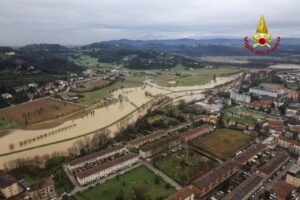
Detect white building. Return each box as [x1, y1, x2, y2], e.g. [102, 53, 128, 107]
[249, 88, 278, 98]
[68, 145, 126, 171]
[1, 93, 12, 99]
[230, 91, 251, 104]
[76, 154, 139, 185]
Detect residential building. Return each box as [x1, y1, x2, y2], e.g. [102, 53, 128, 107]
[222, 174, 264, 200]
[76, 153, 139, 185]
[28, 177, 56, 200]
[68, 145, 126, 171]
[249, 88, 278, 99]
[272, 180, 294, 200]
[194, 102, 223, 114]
[0, 173, 23, 199]
[230, 91, 251, 104]
[127, 131, 168, 148]
[192, 143, 266, 197]
[139, 134, 181, 158]
[166, 186, 200, 200]
[288, 90, 300, 101]
[286, 164, 300, 187]
[268, 119, 285, 134]
[181, 124, 213, 142]
[259, 152, 289, 178]
[277, 136, 300, 155]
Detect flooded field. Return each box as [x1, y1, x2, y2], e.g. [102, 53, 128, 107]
[0, 73, 241, 169]
[269, 64, 300, 69]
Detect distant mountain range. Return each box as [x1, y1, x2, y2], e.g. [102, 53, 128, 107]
[100, 38, 300, 47]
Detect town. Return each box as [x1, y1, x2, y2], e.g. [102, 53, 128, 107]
[1, 65, 300, 200]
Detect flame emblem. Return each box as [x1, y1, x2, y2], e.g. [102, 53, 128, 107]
[252, 15, 272, 48]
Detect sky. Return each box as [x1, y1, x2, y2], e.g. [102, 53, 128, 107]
[0, 0, 299, 46]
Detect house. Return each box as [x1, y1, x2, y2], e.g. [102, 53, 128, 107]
[286, 164, 300, 187]
[230, 91, 251, 104]
[0, 173, 23, 199]
[127, 131, 168, 148]
[181, 124, 213, 142]
[222, 174, 264, 200]
[1, 93, 12, 99]
[259, 152, 289, 178]
[272, 180, 294, 200]
[68, 145, 126, 171]
[277, 136, 300, 155]
[288, 90, 300, 101]
[27, 177, 56, 200]
[76, 153, 139, 185]
[139, 134, 181, 158]
[166, 186, 200, 200]
[268, 119, 285, 134]
[249, 88, 278, 99]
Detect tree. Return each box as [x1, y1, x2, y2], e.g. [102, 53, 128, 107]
[115, 189, 124, 200]
[133, 185, 148, 200]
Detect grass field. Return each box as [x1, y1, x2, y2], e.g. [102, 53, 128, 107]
[65, 79, 142, 106]
[222, 107, 267, 125]
[75, 166, 175, 200]
[0, 116, 18, 130]
[0, 97, 82, 126]
[190, 128, 252, 160]
[150, 66, 242, 87]
[73, 55, 114, 68]
[154, 150, 218, 184]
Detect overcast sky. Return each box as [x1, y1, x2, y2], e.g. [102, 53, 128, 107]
[0, 0, 299, 46]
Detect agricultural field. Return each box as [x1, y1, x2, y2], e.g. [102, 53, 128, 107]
[190, 128, 252, 160]
[150, 65, 243, 87]
[75, 166, 175, 200]
[70, 78, 111, 93]
[0, 97, 83, 127]
[154, 149, 218, 184]
[222, 107, 268, 125]
[65, 80, 141, 106]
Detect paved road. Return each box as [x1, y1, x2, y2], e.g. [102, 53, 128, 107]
[140, 159, 182, 190]
[65, 163, 141, 196]
[250, 158, 295, 200]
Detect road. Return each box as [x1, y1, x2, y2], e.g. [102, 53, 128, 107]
[250, 158, 295, 200]
[140, 159, 182, 190]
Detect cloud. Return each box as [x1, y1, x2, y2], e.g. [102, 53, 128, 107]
[0, 0, 299, 45]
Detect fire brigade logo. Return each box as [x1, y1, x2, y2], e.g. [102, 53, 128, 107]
[244, 15, 280, 55]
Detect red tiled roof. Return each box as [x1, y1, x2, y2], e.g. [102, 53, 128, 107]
[30, 177, 54, 191]
[272, 180, 294, 199]
[166, 186, 200, 200]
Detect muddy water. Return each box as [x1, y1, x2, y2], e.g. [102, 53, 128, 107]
[0, 74, 240, 169]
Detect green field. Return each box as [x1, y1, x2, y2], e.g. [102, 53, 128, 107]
[154, 150, 218, 184]
[222, 107, 267, 125]
[64, 79, 142, 106]
[74, 166, 175, 200]
[0, 116, 18, 130]
[73, 55, 114, 69]
[150, 66, 242, 87]
[190, 128, 252, 160]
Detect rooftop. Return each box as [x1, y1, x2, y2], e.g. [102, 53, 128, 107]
[272, 180, 294, 199]
[69, 145, 125, 167]
[139, 134, 180, 152]
[0, 173, 17, 188]
[223, 174, 264, 200]
[166, 186, 200, 200]
[259, 152, 288, 176]
[77, 153, 138, 179]
[30, 177, 54, 191]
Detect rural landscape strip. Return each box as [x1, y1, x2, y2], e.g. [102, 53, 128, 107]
[0, 77, 238, 157]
